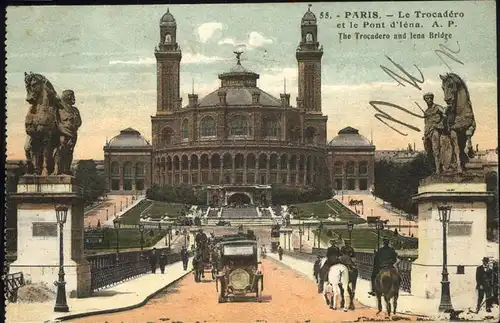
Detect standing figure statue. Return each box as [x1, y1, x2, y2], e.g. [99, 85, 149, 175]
[24, 72, 61, 175]
[57, 90, 82, 175]
[439, 73, 477, 173]
[422, 92, 448, 174]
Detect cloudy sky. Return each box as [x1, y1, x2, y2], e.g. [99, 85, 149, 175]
[5, 1, 497, 160]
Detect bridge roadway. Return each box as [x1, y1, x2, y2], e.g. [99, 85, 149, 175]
[69, 257, 420, 323]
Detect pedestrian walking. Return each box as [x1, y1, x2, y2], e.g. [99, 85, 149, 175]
[476, 257, 494, 313]
[278, 246, 283, 261]
[149, 248, 158, 274]
[159, 251, 167, 274]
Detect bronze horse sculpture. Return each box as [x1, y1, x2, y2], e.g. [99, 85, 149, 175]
[374, 266, 401, 317]
[24, 72, 61, 175]
[24, 72, 80, 176]
[439, 73, 476, 174]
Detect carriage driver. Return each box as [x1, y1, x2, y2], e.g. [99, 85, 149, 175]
[318, 240, 341, 293]
[368, 238, 398, 296]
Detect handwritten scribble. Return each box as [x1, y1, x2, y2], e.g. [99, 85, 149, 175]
[435, 41, 463, 72]
[380, 56, 425, 90]
[369, 100, 424, 136]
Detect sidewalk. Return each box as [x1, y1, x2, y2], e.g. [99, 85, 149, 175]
[6, 258, 193, 323]
[267, 252, 499, 319]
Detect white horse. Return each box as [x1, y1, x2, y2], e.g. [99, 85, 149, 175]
[319, 258, 350, 311]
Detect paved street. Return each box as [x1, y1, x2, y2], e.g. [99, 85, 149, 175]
[69, 258, 420, 323]
[84, 194, 136, 227]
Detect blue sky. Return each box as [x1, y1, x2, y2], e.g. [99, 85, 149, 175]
[5, 1, 497, 159]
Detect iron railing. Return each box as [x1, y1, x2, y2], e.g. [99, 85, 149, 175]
[5, 272, 25, 303]
[87, 248, 190, 293]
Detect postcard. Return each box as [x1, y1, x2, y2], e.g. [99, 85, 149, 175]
[4, 1, 498, 322]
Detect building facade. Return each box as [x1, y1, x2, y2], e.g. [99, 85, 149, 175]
[150, 7, 329, 205]
[327, 127, 376, 192]
[103, 128, 153, 193]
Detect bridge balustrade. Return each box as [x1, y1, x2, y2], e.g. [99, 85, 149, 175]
[87, 248, 188, 293]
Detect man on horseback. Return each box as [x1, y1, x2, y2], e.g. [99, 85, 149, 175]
[369, 238, 398, 296]
[318, 240, 341, 293]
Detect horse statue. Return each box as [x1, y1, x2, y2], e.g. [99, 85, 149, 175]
[374, 266, 401, 317]
[318, 256, 357, 311]
[439, 73, 476, 174]
[24, 72, 61, 175]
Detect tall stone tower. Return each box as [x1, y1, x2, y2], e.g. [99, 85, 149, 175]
[155, 9, 182, 114]
[296, 4, 323, 114]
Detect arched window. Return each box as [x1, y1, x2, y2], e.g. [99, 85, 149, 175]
[182, 119, 189, 139]
[165, 33, 172, 44]
[359, 162, 368, 175]
[135, 162, 145, 177]
[200, 117, 216, 137]
[162, 128, 174, 145]
[264, 119, 281, 137]
[229, 115, 249, 136]
[346, 161, 355, 175]
[111, 161, 120, 176]
[334, 161, 343, 175]
[306, 32, 313, 42]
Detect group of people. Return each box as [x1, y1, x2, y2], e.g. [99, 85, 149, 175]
[146, 248, 168, 274]
[316, 239, 359, 292]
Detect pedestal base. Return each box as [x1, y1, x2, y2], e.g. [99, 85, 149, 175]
[9, 175, 90, 298]
[9, 260, 91, 298]
[411, 262, 476, 300]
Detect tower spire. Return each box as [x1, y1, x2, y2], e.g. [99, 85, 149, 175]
[370, 128, 373, 144]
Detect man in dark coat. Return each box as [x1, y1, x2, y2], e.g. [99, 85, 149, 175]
[149, 248, 158, 274]
[181, 246, 189, 270]
[313, 255, 322, 283]
[318, 240, 341, 293]
[340, 239, 356, 258]
[369, 238, 398, 296]
[278, 246, 284, 260]
[476, 257, 494, 313]
[159, 251, 167, 274]
[491, 260, 499, 306]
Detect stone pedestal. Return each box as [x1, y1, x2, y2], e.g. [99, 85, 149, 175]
[9, 175, 91, 298]
[411, 174, 492, 300]
[279, 228, 293, 251]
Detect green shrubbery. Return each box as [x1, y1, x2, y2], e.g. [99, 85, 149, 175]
[146, 184, 207, 205]
[271, 184, 332, 205]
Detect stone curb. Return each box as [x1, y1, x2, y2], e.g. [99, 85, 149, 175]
[268, 255, 430, 318]
[52, 266, 194, 322]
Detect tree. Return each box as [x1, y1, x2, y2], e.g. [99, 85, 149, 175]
[75, 160, 106, 205]
[374, 153, 432, 215]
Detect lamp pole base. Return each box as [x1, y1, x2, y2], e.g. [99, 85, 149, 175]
[438, 279, 454, 312]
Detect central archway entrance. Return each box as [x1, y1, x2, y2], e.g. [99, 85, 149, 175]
[227, 192, 251, 205]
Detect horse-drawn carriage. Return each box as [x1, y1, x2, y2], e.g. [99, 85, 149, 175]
[216, 239, 264, 303]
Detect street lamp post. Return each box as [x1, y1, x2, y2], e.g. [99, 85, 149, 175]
[139, 223, 145, 251]
[113, 218, 121, 262]
[183, 229, 188, 248]
[347, 221, 354, 242]
[438, 205, 454, 312]
[318, 220, 323, 249]
[167, 226, 172, 249]
[54, 205, 69, 312]
[120, 201, 123, 212]
[375, 219, 384, 251]
[307, 223, 310, 241]
[106, 209, 109, 221]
